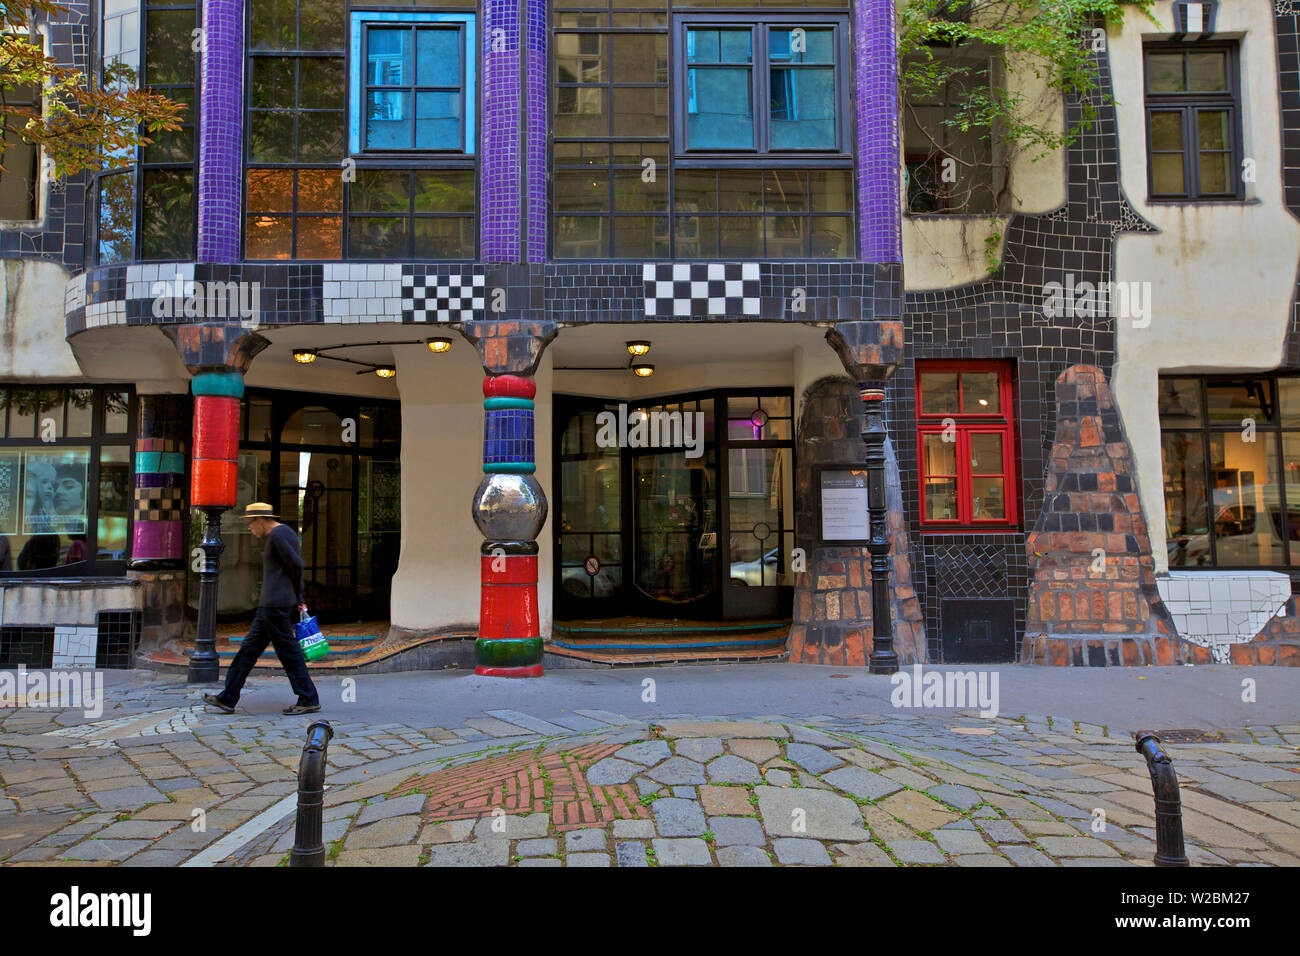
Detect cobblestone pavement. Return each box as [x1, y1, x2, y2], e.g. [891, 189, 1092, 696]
[1, 672, 1297, 867]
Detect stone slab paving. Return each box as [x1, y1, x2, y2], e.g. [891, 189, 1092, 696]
[0, 672, 1297, 867]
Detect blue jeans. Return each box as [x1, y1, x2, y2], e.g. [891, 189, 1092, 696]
[216, 606, 319, 707]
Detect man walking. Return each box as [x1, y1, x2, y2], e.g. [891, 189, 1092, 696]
[204, 502, 321, 715]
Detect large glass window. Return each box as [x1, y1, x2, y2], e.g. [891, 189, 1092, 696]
[1143, 43, 1241, 201]
[96, 0, 197, 262]
[551, 0, 852, 259]
[0, 387, 133, 576]
[0, 32, 42, 222]
[903, 46, 1000, 214]
[916, 361, 1017, 529]
[244, 1, 475, 259]
[349, 12, 475, 155]
[1160, 375, 1300, 568]
[679, 22, 842, 153]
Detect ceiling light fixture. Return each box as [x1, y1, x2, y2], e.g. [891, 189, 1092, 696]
[626, 340, 651, 357]
[292, 349, 318, 364]
[374, 365, 397, 379]
[427, 337, 453, 353]
[632, 363, 655, 378]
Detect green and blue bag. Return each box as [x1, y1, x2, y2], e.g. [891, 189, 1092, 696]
[294, 609, 331, 663]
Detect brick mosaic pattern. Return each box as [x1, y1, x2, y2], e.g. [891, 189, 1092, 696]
[406, 740, 650, 830]
[1238, 595, 1300, 666]
[788, 377, 925, 665]
[3, 679, 1299, 868]
[895, 28, 1157, 662]
[1021, 366, 1202, 667]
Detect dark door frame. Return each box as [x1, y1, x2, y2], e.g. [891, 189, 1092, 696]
[240, 388, 401, 623]
[553, 387, 794, 622]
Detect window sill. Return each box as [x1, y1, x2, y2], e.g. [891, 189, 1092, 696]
[1144, 197, 1258, 207]
[919, 526, 1021, 535]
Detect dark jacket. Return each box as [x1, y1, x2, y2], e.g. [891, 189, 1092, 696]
[260, 523, 304, 608]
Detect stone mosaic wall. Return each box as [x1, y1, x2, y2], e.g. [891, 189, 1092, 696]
[1020, 365, 1203, 667]
[788, 377, 925, 665]
[1238, 594, 1300, 665]
[896, 29, 1156, 663]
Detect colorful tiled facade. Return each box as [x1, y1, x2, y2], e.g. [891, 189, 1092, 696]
[1, 0, 1297, 671]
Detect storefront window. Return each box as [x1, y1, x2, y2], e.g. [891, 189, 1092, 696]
[0, 387, 134, 575]
[915, 361, 1017, 529]
[1160, 374, 1300, 568]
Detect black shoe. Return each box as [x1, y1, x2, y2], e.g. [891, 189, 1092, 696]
[203, 693, 236, 713]
[282, 703, 321, 715]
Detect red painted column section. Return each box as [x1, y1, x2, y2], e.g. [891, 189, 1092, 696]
[190, 394, 240, 507]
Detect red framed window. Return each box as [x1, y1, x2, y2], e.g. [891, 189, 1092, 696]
[916, 361, 1018, 530]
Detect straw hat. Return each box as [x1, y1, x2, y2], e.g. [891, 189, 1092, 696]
[241, 502, 279, 520]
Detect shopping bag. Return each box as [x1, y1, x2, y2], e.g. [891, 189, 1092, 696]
[294, 609, 331, 662]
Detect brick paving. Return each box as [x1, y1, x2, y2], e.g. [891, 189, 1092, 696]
[0, 671, 1297, 867]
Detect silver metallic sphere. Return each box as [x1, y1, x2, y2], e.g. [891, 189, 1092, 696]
[472, 473, 548, 541]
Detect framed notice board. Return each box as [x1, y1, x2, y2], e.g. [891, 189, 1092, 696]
[816, 466, 872, 546]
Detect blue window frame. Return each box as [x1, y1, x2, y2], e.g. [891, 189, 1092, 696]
[348, 12, 476, 155]
[675, 17, 848, 157]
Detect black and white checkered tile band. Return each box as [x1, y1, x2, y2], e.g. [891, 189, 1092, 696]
[643, 263, 761, 317]
[402, 272, 486, 323]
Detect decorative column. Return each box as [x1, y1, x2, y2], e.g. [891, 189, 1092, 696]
[128, 394, 189, 568]
[481, 0, 522, 262]
[164, 325, 268, 683]
[855, 0, 900, 263]
[127, 393, 191, 650]
[197, 0, 244, 262]
[827, 321, 904, 674]
[461, 319, 557, 677]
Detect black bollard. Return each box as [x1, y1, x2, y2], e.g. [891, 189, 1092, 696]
[1134, 732, 1189, 867]
[290, 720, 334, 867]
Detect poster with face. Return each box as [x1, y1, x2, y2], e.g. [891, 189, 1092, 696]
[23, 450, 89, 534]
[0, 449, 19, 535]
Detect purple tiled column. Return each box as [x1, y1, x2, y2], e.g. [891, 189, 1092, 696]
[197, 0, 243, 263]
[856, 0, 901, 263]
[482, 0, 522, 262]
[525, 0, 547, 263]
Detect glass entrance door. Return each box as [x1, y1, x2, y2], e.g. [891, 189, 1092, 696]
[631, 449, 718, 611]
[554, 390, 793, 622]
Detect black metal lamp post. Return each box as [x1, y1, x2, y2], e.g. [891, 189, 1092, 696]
[189, 507, 226, 683]
[860, 382, 897, 674]
[827, 321, 904, 675]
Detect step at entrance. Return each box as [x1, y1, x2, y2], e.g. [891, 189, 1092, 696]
[549, 617, 791, 664]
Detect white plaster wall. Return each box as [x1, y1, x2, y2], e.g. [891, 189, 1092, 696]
[387, 343, 554, 638]
[901, 19, 1067, 290]
[1108, 0, 1300, 572]
[0, 260, 83, 379]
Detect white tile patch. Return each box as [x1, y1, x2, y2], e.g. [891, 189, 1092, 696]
[1157, 571, 1291, 663]
[64, 273, 86, 313]
[52, 626, 99, 669]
